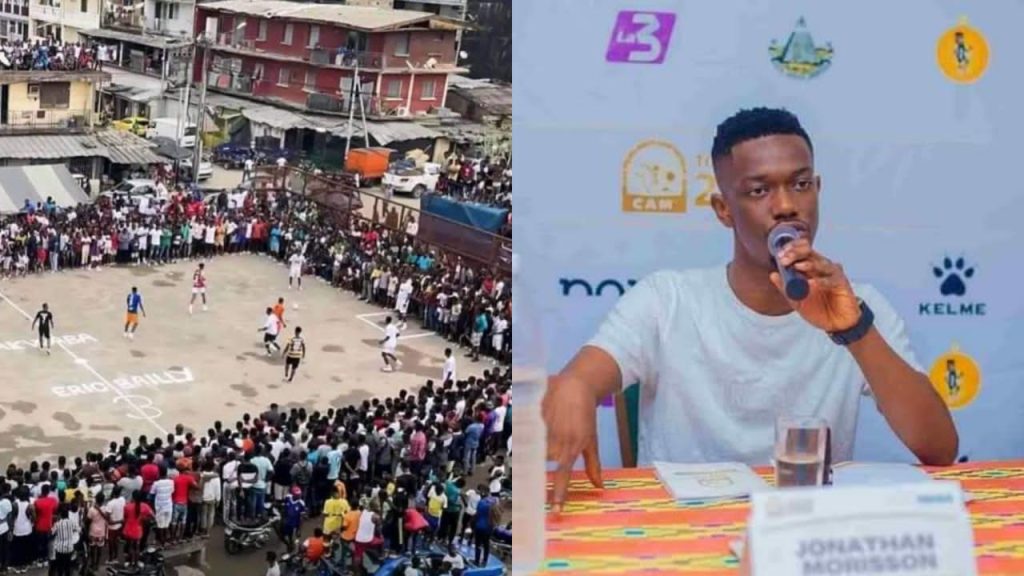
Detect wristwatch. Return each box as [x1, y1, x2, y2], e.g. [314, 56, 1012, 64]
[829, 300, 874, 346]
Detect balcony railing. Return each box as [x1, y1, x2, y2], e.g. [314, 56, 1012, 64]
[206, 68, 384, 116]
[208, 37, 454, 71]
[0, 108, 93, 132]
[103, 9, 144, 31]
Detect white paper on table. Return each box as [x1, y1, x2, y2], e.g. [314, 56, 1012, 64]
[831, 461, 934, 487]
[653, 461, 769, 501]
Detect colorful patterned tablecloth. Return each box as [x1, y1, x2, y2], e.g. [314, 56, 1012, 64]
[540, 461, 1024, 575]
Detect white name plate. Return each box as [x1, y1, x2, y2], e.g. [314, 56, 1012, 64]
[748, 481, 976, 576]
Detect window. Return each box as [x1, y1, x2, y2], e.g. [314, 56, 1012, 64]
[155, 2, 178, 21]
[304, 70, 316, 90]
[385, 78, 401, 99]
[253, 62, 264, 81]
[307, 24, 319, 48]
[346, 30, 367, 52]
[282, 22, 293, 45]
[393, 32, 409, 56]
[278, 67, 290, 86]
[39, 82, 70, 110]
[420, 78, 436, 100]
[79, 0, 86, 13]
[257, 20, 266, 41]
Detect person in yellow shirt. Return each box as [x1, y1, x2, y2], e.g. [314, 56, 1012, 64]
[426, 482, 446, 538]
[322, 489, 350, 536]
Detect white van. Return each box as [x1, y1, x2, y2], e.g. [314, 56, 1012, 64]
[147, 117, 197, 148]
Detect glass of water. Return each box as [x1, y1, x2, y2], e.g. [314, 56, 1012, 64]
[774, 416, 829, 488]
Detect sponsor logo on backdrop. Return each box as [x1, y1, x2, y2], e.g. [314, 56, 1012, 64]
[559, 278, 637, 298]
[621, 141, 717, 213]
[919, 255, 986, 316]
[937, 17, 989, 84]
[606, 11, 676, 64]
[769, 17, 833, 79]
[927, 345, 980, 409]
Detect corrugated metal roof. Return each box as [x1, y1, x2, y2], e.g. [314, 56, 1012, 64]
[365, 121, 439, 146]
[0, 165, 88, 213]
[81, 28, 192, 49]
[203, 0, 437, 31]
[0, 129, 161, 164]
[103, 68, 166, 103]
[210, 92, 439, 144]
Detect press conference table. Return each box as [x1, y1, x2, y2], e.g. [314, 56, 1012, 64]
[540, 461, 1024, 575]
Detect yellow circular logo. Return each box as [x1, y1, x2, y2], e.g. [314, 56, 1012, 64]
[928, 345, 981, 409]
[621, 140, 687, 213]
[936, 17, 989, 84]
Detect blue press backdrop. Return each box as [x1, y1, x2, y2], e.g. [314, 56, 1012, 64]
[514, 0, 1024, 466]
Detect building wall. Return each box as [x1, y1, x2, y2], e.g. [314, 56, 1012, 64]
[28, 0, 98, 39]
[146, 0, 193, 36]
[0, 0, 28, 41]
[5, 80, 95, 126]
[198, 8, 458, 69]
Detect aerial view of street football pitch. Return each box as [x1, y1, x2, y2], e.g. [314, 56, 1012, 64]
[0, 252, 484, 466]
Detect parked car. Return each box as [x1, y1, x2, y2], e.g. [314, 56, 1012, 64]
[212, 143, 252, 168]
[112, 116, 151, 137]
[383, 162, 441, 198]
[99, 178, 159, 205]
[179, 158, 214, 181]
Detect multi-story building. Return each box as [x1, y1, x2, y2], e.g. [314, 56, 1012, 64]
[79, 0, 194, 121]
[29, 0, 100, 42]
[0, 70, 104, 132]
[0, 0, 28, 41]
[195, 0, 466, 118]
[0, 68, 161, 178]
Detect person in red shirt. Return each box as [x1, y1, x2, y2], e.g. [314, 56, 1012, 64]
[33, 484, 58, 563]
[171, 470, 197, 543]
[303, 528, 327, 563]
[123, 492, 154, 566]
[140, 457, 159, 495]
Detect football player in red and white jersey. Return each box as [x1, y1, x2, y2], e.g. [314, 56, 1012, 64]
[189, 262, 208, 315]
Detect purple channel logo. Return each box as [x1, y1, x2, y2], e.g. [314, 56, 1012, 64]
[606, 11, 676, 64]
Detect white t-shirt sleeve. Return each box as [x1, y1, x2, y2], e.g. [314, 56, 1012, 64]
[586, 271, 669, 392]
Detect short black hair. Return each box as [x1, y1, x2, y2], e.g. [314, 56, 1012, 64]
[711, 107, 813, 162]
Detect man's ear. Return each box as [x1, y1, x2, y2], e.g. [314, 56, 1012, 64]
[710, 193, 734, 229]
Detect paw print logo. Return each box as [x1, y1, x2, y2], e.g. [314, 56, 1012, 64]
[933, 256, 975, 297]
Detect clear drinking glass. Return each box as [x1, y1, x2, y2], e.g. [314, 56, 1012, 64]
[774, 416, 828, 488]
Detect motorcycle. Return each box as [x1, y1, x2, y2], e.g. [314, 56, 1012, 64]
[106, 547, 166, 575]
[223, 503, 283, 555]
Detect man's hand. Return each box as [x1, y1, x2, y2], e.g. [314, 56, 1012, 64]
[543, 373, 604, 512]
[770, 238, 861, 332]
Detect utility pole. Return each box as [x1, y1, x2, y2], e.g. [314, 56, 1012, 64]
[343, 65, 359, 162]
[192, 35, 210, 185]
[344, 67, 370, 162]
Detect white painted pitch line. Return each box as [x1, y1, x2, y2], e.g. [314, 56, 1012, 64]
[354, 313, 438, 341]
[0, 289, 168, 435]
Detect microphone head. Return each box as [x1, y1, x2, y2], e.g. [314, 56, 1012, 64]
[767, 224, 803, 256]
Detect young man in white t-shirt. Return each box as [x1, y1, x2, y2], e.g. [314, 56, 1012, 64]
[544, 107, 959, 510]
[442, 348, 457, 384]
[378, 316, 402, 372]
[288, 251, 306, 290]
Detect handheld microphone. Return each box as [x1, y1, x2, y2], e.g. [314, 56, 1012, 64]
[767, 224, 810, 301]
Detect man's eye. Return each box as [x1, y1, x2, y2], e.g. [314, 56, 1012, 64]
[793, 179, 813, 191]
[749, 187, 768, 197]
